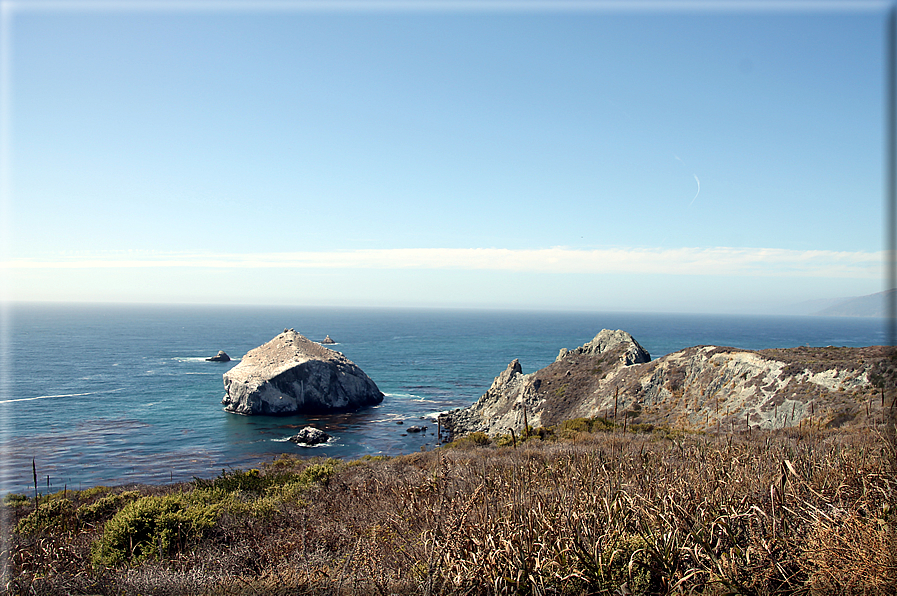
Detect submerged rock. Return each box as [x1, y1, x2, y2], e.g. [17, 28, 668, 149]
[221, 329, 384, 415]
[207, 351, 231, 362]
[288, 426, 331, 446]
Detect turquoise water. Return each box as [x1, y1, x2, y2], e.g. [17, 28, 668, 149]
[0, 303, 887, 495]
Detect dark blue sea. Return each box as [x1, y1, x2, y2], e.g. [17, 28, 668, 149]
[0, 303, 887, 496]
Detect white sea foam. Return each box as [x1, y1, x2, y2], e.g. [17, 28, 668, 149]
[384, 392, 422, 399]
[272, 436, 337, 447]
[0, 388, 125, 404]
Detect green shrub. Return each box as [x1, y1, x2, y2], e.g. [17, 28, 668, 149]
[445, 431, 492, 449]
[77, 490, 142, 523]
[194, 462, 335, 496]
[494, 433, 516, 447]
[90, 493, 222, 567]
[297, 462, 335, 486]
[560, 418, 591, 433]
[261, 482, 307, 509]
[346, 454, 391, 466]
[78, 486, 111, 500]
[15, 498, 76, 534]
[527, 426, 554, 441]
[559, 417, 616, 435]
[195, 468, 269, 493]
[629, 423, 656, 433]
[598, 533, 658, 595]
[2, 493, 30, 508]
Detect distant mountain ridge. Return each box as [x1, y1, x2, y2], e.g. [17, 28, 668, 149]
[811, 289, 893, 318]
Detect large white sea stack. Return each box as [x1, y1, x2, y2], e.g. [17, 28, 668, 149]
[222, 329, 383, 415]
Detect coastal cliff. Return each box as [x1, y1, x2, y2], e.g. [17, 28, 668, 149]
[440, 329, 895, 437]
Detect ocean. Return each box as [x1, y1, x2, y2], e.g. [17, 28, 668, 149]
[0, 303, 887, 496]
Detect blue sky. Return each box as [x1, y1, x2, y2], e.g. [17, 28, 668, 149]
[0, 1, 890, 313]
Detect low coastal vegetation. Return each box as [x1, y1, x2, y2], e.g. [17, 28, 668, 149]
[2, 420, 895, 595]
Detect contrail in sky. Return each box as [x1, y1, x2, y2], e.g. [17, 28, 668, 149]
[689, 174, 701, 205]
[675, 155, 700, 206]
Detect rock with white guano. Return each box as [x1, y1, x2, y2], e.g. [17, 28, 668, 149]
[221, 330, 383, 415]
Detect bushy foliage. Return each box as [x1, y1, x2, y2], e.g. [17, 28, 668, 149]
[76, 485, 111, 500]
[193, 468, 272, 494]
[445, 431, 492, 449]
[77, 490, 141, 523]
[2, 493, 30, 508]
[559, 416, 615, 434]
[15, 498, 76, 535]
[597, 533, 657, 594]
[87, 462, 338, 568]
[297, 462, 334, 486]
[194, 461, 335, 496]
[90, 492, 222, 567]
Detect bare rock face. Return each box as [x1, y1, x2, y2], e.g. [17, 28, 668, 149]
[441, 330, 649, 437]
[288, 426, 331, 446]
[441, 329, 896, 439]
[222, 330, 383, 415]
[555, 329, 650, 365]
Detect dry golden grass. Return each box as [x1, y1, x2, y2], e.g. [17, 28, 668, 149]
[2, 422, 895, 595]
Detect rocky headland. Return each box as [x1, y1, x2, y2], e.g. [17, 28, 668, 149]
[221, 329, 383, 415]
[441, 329, 895, 437]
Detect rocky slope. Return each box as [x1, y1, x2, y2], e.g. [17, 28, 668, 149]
[222, 329, 383, 415]
[440, 329, 895, 437]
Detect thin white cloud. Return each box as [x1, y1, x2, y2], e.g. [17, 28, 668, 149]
[1, 246, 882, 278]
[689, 174, 700, 205]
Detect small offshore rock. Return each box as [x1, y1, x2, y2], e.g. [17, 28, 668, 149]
[207, 351, 231, 362]
[322, 335, 336, 344]
[288, 426, 331, 446]
[407, 425, 427, 433]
